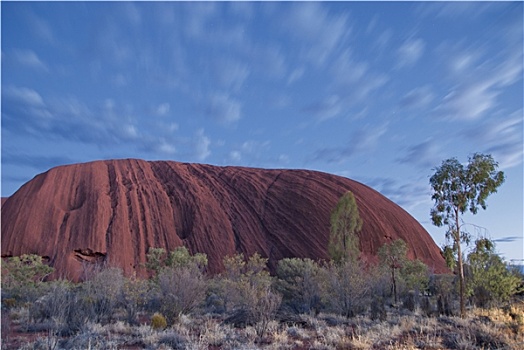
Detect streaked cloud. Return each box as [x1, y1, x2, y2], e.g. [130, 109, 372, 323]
[3, 86, 45, 106]
[1, 152, 74, 170]
[312, 124, 388, 163]
[302, 95, 342, 121]
[365, 176, 430, 211]
[396, 38, 425, 68]
[439, 81, 498, 120]
[192, 129, 211, 161]
[10, 49, 48, 71]
[397, 139, 443, 169]
[417, 2, 499, 20]
[494, 236, 523, 243]
[284, 2, 349, 66]
[212, 58, 250, 91]
[400, 86, 435, 110]
[205, 92, 242, 124]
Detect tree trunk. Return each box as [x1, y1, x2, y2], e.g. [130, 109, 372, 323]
[456, 209, 465, 318]
[392, 267, 397, 304]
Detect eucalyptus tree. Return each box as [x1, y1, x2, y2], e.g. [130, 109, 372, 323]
[429, 153, 504, 317]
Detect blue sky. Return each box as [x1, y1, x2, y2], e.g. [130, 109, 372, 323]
[2, 1, 522, 262]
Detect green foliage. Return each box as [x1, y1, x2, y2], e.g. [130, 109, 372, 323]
[1, 254, 54, 302]
[466, 238, 522, 307]
[378, 239, 407, 303]
[329, 191, 362, 264]
[430, 153, 505, 230]
[275, 257, 323, 314]
[119, 275, 149, 324]
[430, 153, 504, 317]
[145, 246, 208, 277]
[151, 312, 167, 330]
[145, 248, 166, 276]
[166, 246, 208, 270]
[401, 259, 430, 293]
[442, 245, 457, 271]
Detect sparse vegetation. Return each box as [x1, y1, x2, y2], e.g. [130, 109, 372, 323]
[2, 248, 523, 349]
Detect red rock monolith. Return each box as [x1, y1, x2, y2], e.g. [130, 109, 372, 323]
[1, 159, 448, 280]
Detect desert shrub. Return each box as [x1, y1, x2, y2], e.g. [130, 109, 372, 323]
[157, 263, 207, 324]
[429, 274, 457, 316]
[370, 296, 387, 321]
[118, 275, 149, 324]
[466, 238, 522, 308]
[146, 246, 208, 277]
[401, 259, 430, 294]
[151, 312, 167, 330]
[322, 260, 370, 318]
[252, 289, 282, 338]
[27, 280, 93, 336]
[217, 253, 282, 337]
[80, 267, 125, 323]
[420, 296, 434, 317]
[402, 290, 417, 312]
[1, 254, 54, 303]
[275, 257, 324, 315]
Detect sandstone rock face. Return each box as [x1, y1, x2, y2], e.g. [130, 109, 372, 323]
[1, 159, 448, 280]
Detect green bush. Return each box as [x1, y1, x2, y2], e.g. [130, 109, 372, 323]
[1, 254, 54, 302]
[275, 257, 323, 315]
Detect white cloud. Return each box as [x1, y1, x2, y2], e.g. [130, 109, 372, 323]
[400, 86, 435, 110]
[466, 111, 523, 169]
[157, 140, 177, 155]
[285, 2, 349, 66]
[229, 150, 242, 162]
[312, 124, 388, 163]
[329, 50, 388, 103]
[12, 49, 48, 71]
[365, 176, 431, 211]
[440, 81, 498, 120]
[331, 50, 368, 86]
[121, 124, 139, 140]
[397, 38, 425, 68]
[418, 2, 497, 20]
[229, 1, 254, 19]
[250, 45, 287, 79]
[206, 93, 241, 123]
[29, 13, 54, 43]
[185, 2, 218, 38]
[111, 74, 128, 87]
[437, 31, 522, 121]
[302, 95, 342, 121]
[123, 2, 141, 26]
[213, 59, 250, 91]
[4, 86, 45, 106]
[287, 67, 305, 85]
[193, 129, 211, 161]
[156, 103, 170, 116]
[397, 139, 442, 169]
